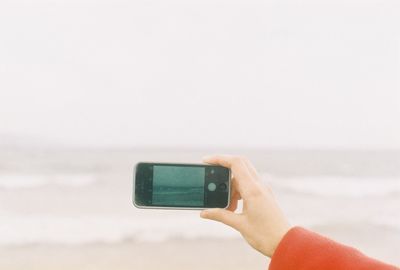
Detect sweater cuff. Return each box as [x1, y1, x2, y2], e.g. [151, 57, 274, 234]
[268, 226, 306, 270]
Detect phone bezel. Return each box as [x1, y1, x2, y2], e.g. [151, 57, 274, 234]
[132, 162, 231, 210]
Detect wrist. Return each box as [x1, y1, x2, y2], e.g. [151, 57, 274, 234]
[269, 225, 292, 257]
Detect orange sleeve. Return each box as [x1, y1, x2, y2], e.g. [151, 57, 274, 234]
[269, 227, 399, 270]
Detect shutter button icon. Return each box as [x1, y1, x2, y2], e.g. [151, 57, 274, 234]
[207, 182, 217, 191]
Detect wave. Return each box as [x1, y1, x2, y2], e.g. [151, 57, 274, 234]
[268, 176, 400, 197]
[0, 215, 239, 246]
[0, 173, 97, 189]
[1, 214, 399, 246]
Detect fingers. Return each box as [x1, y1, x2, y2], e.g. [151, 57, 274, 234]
[203, 155, 260, 198]
[230, 176, 242, 200]
[227, 189, 241, 212]
[227, 199, 238, 212]
[242, 158, 260, 180]
[200, 208, 241, 231]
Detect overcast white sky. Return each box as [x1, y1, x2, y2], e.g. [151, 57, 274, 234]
[0, 0, 399, 149]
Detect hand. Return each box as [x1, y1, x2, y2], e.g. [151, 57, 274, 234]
[200, 155, 291, 258]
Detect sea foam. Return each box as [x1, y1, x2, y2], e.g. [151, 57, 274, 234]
[0, 173, 97, 189]
[269, 176, 400, 197]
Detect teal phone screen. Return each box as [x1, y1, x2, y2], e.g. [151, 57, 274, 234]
[152, 165, 205, 207]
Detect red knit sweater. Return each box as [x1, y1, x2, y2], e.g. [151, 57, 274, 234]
[269, 227, 399, 270]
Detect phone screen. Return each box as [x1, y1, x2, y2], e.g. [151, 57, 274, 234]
[153, 166, 205, 207]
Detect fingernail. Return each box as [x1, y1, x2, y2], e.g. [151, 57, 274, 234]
[200, 210, 208, 218]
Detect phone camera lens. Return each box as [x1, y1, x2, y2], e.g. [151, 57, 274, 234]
[218, 183, 227, 191]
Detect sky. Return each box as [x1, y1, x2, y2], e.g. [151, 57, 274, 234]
[0, 0, 399, 149]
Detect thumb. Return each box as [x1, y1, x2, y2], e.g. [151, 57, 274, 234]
[200, 208, 241, 230]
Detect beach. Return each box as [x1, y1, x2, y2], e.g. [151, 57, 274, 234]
[0, 238, 268, 270]
[0, 148, 399, 268]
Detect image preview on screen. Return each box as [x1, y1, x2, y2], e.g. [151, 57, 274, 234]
[152, 166, 205, 207]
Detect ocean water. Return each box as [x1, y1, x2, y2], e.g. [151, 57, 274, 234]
[0, 148, 399, 247]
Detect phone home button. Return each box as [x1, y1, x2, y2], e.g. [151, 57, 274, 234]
[207, 182, 217, 191]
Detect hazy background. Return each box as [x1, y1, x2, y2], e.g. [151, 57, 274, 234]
[0, 0, 399, 269]
[1, 0, 399, 149]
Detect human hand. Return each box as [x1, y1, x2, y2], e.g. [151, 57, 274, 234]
[200, 155, 291, 258]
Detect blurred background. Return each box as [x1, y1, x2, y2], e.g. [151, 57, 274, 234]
[0, 0, 399, 269]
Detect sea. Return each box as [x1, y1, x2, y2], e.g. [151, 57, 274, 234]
[0, 147, 399, 252]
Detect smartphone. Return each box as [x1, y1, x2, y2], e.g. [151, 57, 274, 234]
[133, 162, 231, 209]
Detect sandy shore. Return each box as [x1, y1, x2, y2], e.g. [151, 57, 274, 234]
[0, 238, 268, 270]
[1, 226, 399, 270]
